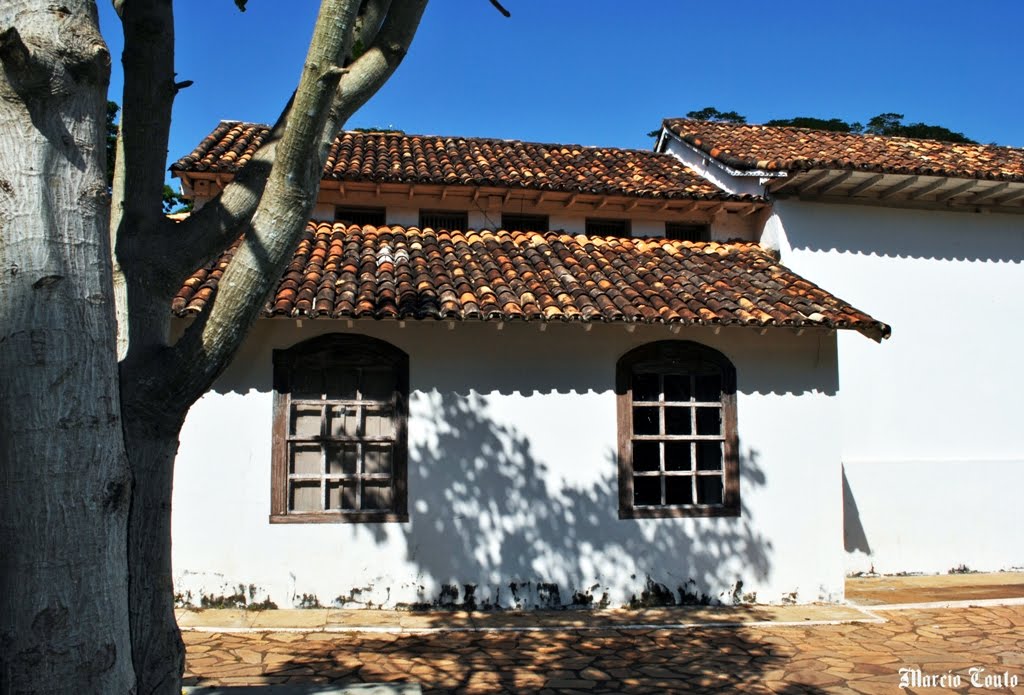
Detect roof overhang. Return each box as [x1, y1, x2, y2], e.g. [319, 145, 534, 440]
[766, 169, 1024, 214]
[657, 126, 787, 179]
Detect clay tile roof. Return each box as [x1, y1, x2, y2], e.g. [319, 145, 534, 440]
[663, 118, 1024, 182]
[171, 121, 755, 201]
[172, 223, 890, 341]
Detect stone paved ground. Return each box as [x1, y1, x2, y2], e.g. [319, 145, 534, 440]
[184, 604, 1024, 694]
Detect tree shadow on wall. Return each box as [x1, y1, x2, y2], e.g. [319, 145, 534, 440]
[368, 390, 773, 611]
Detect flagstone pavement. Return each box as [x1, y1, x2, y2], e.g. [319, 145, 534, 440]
[183, 603, 1024, 694]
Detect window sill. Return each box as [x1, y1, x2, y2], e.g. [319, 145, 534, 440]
[269, 512, 409, 524]
[619, 505, 740, 519]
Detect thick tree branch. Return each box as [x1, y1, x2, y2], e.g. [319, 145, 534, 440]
[127, 0, 427, 414]
[162, 0, 424, 293]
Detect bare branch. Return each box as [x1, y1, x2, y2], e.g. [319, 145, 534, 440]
[165, 0, 425, 291]
[350, 0, 392, 62]
[127, 0, 365, 407]
[489, 0, 511, 17]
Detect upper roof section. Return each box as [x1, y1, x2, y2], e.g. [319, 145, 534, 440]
[173, 223, 889, 341]
[663, 118, 1024, 182]
[660, 119, 1024, 211]
[172, 121, 756, 201]
[663, 120, 1024, 183]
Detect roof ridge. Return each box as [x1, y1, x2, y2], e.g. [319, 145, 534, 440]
[665, 117, 1019, 151]
[209, 120, 673, 157]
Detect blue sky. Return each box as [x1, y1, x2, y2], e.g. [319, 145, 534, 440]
[98, 0, 1024, 175]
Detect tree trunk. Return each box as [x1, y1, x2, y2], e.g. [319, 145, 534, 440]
[0, 2, 135, 693]
[122, 414, 185, 695]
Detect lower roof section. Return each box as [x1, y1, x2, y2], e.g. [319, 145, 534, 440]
[173, 224, 891, 341]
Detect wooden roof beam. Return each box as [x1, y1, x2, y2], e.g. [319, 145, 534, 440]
[935, 180, 979, 202]
[791, 170, 832, 195]
[847, 174, 885, 197]
[565, 193, 578, 208]
[768, 173, 801, 193]
[967, 182, 1010, 203]
[994, 187, 1024, 206]
[816, 170, 854, 195]
[878, 175, 919, 199]
[907, 179, 948, 200]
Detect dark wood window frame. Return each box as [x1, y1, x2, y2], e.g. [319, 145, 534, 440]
[585, 217, 631, 236]
[665, 222, 711, 242]
[335, 206, 387, 227]
[501, 213, 550, 232]
[616, 341, 739, 519]
[271, 333, 409, 524]
[419, 209, 468, 232]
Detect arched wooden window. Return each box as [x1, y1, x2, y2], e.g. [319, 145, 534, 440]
[271, 334, 408, 523]
[616, 341, 739, 518]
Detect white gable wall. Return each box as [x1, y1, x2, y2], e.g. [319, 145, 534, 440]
[763, 200, 1024, 575]
[172, 320, 843, 609]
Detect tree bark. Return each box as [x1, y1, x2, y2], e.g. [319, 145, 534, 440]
[122, 414, 185, 695]
[0, 2, 135, 694]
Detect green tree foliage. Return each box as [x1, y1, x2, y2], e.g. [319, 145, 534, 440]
[673, 107, 977, 144]
[863, 112, 975, 143]
[763, 116, 857, 133]
[686, 106, 746, 123]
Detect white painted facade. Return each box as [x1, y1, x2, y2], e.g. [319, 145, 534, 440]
[172, 320, 845, 609]
[763, 201, 1024, 575]
[654, 126, 1024, 577]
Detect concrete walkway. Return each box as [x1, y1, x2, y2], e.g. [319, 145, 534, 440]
[180, 573, 1024, 693]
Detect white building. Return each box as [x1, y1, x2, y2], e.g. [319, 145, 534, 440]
[167, 119, 1021, 610]
[657, 119, 1024, 577]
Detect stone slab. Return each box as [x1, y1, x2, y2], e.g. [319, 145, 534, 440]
[185, 685, 420, 694]
[846, 571, 1024, 606]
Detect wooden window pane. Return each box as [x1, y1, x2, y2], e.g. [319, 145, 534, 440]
[291, 370, 323, 400]
[327, 405, 358, 437]
[697, 476, 723, 505]
[327, 481, 357, 510]
[696, 407, 721, 435]
[326, 443, 358, 476]
[664, 407, 691, 435]
[696, 441, 723, 471]
[632, 373, 660, 402]
[290, 444, 321, 475]
[633, 476, 661, 506]
[665, 476, 694, 505]
[632, 441, 659, 472]
[361, 368, 395, 401]
[363, 443, 393, 476]
[664, 441, 692, 471]
[362, 482, 392, 511]
[633, 407, 659, 435]
[664, 375, 691, 402]
[291, 405, 321, 438]
[694, 373, 721, 402]
[324, 369, 359, 400]
[362, 406, 394, 437]
[290, 480, 321, 512]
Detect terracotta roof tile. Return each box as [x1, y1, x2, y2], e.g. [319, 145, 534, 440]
[172, 224, 889, 341]
[172, 121, 753, 201]
[664, 119, 1024, 182]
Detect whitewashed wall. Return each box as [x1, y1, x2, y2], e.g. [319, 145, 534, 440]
[172, 320, 845, 609]
[764, 201, 1024, 575]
